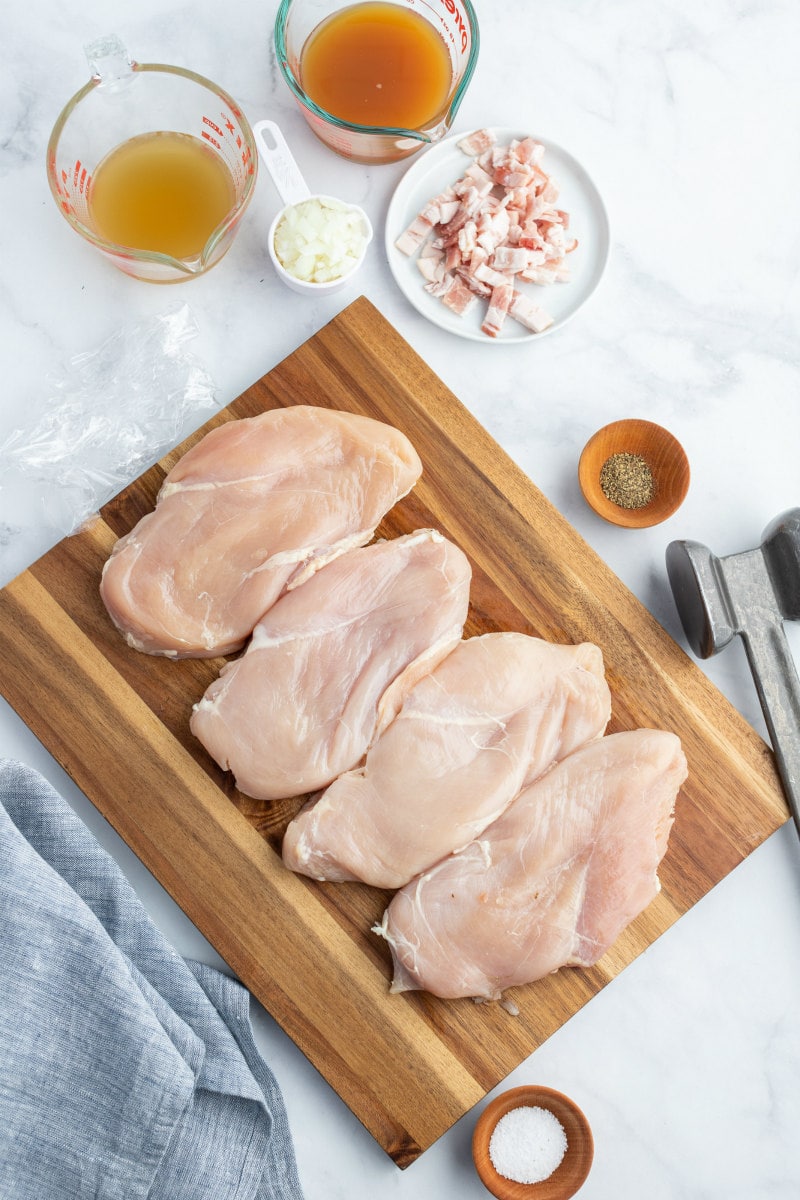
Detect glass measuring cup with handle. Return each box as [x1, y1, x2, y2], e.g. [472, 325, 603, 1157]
[47, 36, 258, 282]
[274, 0, 480, 164]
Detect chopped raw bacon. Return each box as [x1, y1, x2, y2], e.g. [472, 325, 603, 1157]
[481, 283, 515, 338]
[394, 212, 434, 256]
[491, 245, 531, 273]
[473, 262, 513, 289]
[457, 128, 497, 157]
[417, 256, 445, 284]
[508, 290, 554, 334]
[395, 133, 576, 337]
[440, 275, 478, 316]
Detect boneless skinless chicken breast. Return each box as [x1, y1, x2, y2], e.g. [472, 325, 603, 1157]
[190, 530, 471, 801]
[282, 632, 612, 888]
[99, 406, 422, 657]
[376, 729, 688, 1001]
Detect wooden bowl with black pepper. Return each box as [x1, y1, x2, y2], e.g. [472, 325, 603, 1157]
[578, 418, 690, 529]
[472, 1085, 594, 1200]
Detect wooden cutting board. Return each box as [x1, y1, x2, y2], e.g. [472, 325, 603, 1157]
[0, 296, 788, 1166]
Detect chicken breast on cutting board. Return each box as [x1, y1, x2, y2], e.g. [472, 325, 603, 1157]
[376, 729, 687, 1001]
[190, 529, 471, 801]
[100, 406, 422, 658]
[282, 632, 612, 888]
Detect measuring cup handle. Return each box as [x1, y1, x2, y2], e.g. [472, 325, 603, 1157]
[252, 120, 312, 207]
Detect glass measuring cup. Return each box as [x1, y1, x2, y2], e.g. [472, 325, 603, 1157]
[46, 36, 258, 282]
[274, 0, 480, 164]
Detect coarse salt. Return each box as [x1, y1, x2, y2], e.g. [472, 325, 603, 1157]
[488, 1104, 568, 1185]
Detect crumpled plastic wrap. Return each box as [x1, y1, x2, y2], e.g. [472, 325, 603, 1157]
[0, 304, 218, 536]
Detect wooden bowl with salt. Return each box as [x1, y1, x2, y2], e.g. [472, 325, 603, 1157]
[578, 418, 690, 529]
[472, 1085, 594, 1200]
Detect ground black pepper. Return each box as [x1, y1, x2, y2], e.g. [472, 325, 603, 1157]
[599, 452, 654, 509]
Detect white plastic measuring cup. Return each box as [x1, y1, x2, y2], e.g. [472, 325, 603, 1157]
[253, 119, 372, 295]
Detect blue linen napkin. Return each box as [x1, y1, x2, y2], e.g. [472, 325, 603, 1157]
[0, 759, 305, 1200]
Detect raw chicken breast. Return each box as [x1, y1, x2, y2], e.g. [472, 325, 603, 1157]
[190, 529, 471, 801]
[282, 632, 612, 888]
[377, 729, 687, 1001]
[100, 406, 422, 658]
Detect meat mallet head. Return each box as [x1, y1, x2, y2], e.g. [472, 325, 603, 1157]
[666, 507, 800, 658]
[760, 507, 800, 621]
[665, 539, 737, 659]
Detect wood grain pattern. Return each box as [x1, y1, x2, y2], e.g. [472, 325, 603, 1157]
[0, 296, 788, 1166]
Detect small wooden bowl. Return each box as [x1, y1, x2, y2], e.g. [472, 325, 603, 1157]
[578, 418, 690, 529]
[473, 1085, 594, 1199]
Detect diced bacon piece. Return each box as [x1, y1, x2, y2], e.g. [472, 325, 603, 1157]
[424, 272, 455, 300]
[437, 195, 476, 241]
[473, 263, 514, 288]
[395, 212, 434, 256]
[444, 243, 461, 271]
[456, 267, 491, 298]
[532, 165, 550, 191]
[541, 179, 559, 204]
[518, 223, 545, 251]
[565, 237, 579, 254]
[491, 245, 532, 273]
[534, 226, 565, 261]
[556, 209, 570, 230]
[476, 207, 510, 255]
[417, 256, 445, 284]
[519, 264, 558, 285]
[458, 219, 478, 257]
[463, 162, 494, 196]
[468, 245, 489, 274]
[451, 183, 484, 215]
[457, 128, 497, 157]
[509, 290, 554, 334]
[420, 242, 444, 260]
[524, 192, 546, 220]
[481, 283, 515, 338]
[504, 186, 531, 211]
[554, 261, 571, 281]
[438, 199, 461, 225]
[514, 136, 545, 165]
[440, 276, 478, 317]
[494, 166, 535, 189]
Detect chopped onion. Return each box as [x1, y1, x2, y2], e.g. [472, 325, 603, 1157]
[273, 197, 367, 283]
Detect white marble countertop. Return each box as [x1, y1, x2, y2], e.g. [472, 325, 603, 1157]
[2, 1, 800, 1195]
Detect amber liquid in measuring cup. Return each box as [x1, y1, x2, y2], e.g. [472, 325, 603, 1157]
[300, 1, 452, 130]
[89, 131, 236, 260]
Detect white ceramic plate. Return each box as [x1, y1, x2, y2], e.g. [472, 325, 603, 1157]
[385, 127, 611, 343]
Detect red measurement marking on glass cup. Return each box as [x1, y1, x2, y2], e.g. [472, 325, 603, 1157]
[203, 116, 224, 137]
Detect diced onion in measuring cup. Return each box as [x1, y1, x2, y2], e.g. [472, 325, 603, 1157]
[273, 197, 367, 283]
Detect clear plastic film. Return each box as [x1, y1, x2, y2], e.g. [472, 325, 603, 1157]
[0, 304, 218, 538]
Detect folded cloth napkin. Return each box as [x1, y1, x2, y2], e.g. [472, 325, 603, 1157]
[0, 760, 305, 1200]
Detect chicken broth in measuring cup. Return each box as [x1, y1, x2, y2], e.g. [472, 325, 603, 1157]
[299, 2, 452, 130]
[89, 131, 237, 261]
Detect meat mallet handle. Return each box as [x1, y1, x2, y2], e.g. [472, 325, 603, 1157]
[721, 554, 800, 843]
